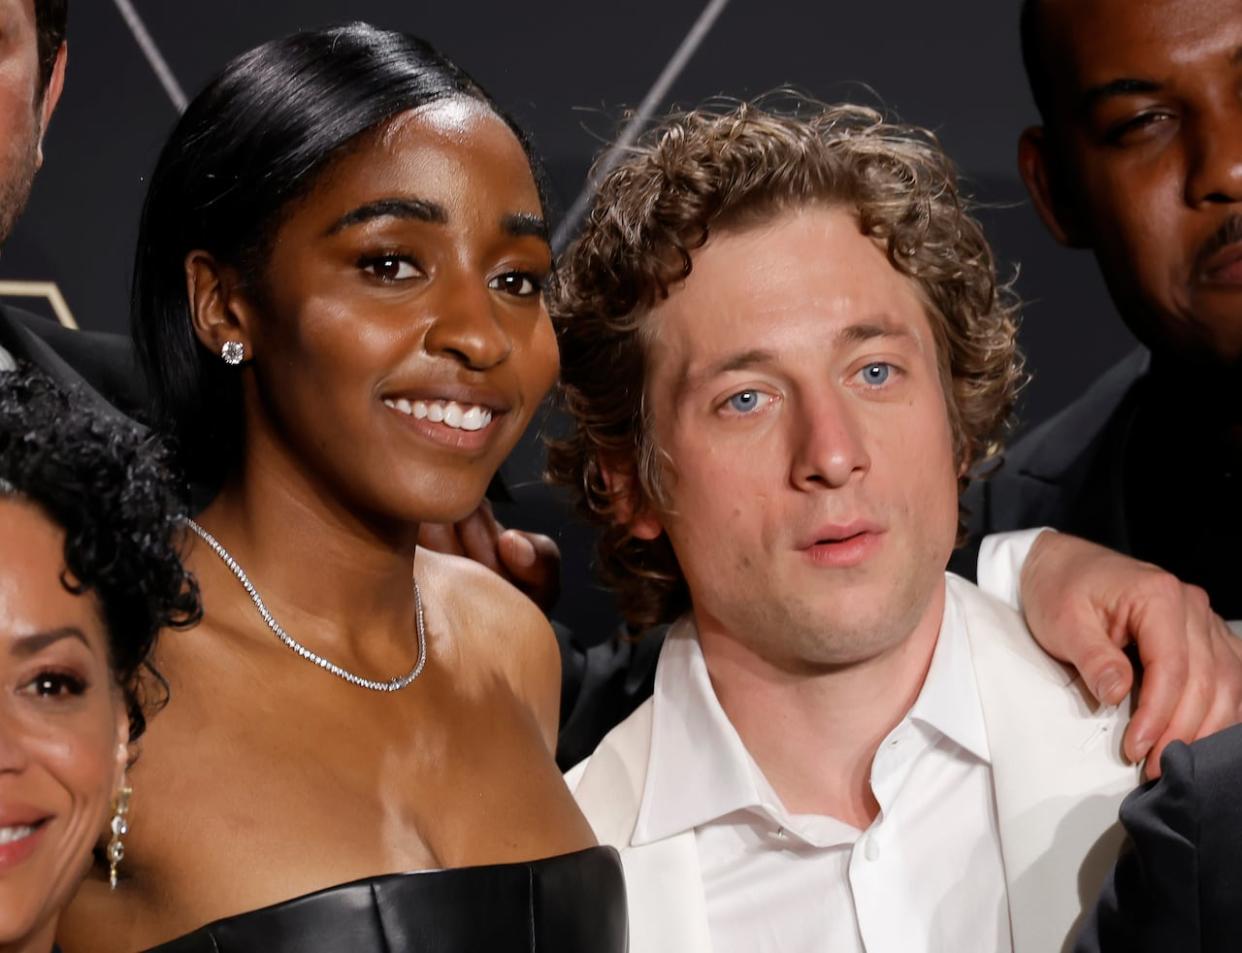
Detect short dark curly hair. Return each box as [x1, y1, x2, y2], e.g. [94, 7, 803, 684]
[0, 364, 200, 741]
[548, 96, 1025, 629]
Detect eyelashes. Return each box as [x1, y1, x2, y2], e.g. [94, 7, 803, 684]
[488, 272, 544, 297]
[21, 669, 89, 699]
[358, 253, 421, 282]
[356, 253, 546, 298]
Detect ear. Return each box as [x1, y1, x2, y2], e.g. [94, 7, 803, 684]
[185, 250, 259, 361]
[1018, 126, 1089, 249]
[600, 462, 664, 541]
[33, 42, 66, 170]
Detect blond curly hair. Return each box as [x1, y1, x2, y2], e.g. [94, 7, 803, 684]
[548, 96, 1025, 629]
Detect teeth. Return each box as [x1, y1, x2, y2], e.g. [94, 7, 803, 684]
[0, 824, 36, 844]
[385, 398, 494, 431]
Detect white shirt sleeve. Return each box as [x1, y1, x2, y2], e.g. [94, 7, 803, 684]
[975, 528, 1052, 612]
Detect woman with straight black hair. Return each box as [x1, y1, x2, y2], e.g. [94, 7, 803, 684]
[56, 23, 626, 953]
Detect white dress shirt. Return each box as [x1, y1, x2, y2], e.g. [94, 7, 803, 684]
[632, 583, 1013, 953]
[0, 342, 15, 372]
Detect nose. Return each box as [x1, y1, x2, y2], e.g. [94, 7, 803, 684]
[0, 705, 31, 775]
[423, 272, 513, 371]
[1186, 104, 1242, 207]
[790, 389, 870, 491]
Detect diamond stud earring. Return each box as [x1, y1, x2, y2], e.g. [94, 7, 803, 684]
[221, 341, 245, 365]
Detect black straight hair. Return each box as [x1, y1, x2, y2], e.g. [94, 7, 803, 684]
[132, 22, 550, 487]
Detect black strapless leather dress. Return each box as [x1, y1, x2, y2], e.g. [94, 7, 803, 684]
[143, 846, 627, 952]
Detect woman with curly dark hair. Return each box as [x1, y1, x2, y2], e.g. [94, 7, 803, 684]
[56, 22, 626, 953]
[0, 363, 199, 953]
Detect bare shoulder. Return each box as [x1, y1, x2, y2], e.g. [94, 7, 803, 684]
[416, 548, 561, 742]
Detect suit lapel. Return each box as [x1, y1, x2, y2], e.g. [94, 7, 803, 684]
[957, 579, 1139, 953]
[0, 309, 127, 420]
[620, 832, 713, 953]
[571, 701, 714, 953]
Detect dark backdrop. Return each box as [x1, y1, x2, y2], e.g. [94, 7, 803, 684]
[0, 0, 1137, 640]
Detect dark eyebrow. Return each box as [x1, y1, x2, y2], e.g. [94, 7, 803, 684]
[680, 323, 914, 396]
[699, 348, 775, 380]
[326, 197, 447, 235]
[10, 626, 91, 658]
[836, 321, 914, 345]
[1080, 78, 1162, 112]
[678, 349, 775, 399]
[502, 212, 549, 244]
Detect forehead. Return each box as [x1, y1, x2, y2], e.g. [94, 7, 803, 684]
[646, 206, 932, 369]
[0, 500, 100, 635]
[1047, 0, 1242, 91]
[293, 98, 543, 230]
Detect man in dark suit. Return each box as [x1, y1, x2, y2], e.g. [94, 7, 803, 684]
[0, 0, 142, 416]
[968, 0, 1242, 619]
[1075, 722, 1242, 952]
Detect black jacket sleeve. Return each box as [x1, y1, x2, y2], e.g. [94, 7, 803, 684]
[1074, 742, 1200, 953]
[1075, 723, 1242, 953]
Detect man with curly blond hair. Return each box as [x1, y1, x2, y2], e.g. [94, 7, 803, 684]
[557, 98, 1141, 953]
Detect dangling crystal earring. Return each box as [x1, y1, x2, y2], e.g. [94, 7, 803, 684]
[220, 341, 245, 365]
[107, 781, 132, 889]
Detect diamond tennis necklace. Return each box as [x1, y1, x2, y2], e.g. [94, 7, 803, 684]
[184, 518, 427, 692]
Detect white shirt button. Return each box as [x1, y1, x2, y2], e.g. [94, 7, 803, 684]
[863, 835, 881, 862]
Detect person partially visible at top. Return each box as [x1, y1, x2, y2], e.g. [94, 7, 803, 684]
[963, 0, 1242, 620]
[0, 0, 142, 417]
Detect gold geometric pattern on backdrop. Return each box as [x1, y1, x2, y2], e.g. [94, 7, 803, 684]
[0, 280, 78, 329]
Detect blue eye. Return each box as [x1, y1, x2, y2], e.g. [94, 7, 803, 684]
[726, 390, 764, 413]
[859, 363, 892, 386]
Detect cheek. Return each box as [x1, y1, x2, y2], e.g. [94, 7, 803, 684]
[13, 701, 123, 812]
[516, 315, 559, 407]
[886, 393, 959, 529]
[255, 299, 403, 437]
[1086, 162, 1186, 281]
[664, 438, 774, 552]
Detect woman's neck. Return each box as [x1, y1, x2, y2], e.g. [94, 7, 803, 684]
[194, 440, 423, 661]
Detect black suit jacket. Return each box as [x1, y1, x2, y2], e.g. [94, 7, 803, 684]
[0, 303, 145, 418]
[949, 349, 1150, 580]
[1075, 722, 1242, 952]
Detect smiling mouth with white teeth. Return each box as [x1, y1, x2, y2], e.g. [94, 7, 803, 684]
[383, 397, 494, 432]
[0, 823, 40, 845]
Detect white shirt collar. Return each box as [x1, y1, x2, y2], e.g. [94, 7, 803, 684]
[0, 343, 15, 372]
[633, 576, 991, 845]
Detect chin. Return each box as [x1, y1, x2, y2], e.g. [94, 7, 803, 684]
[360, 469, 493, 526]
[0, 896, 47, 949]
